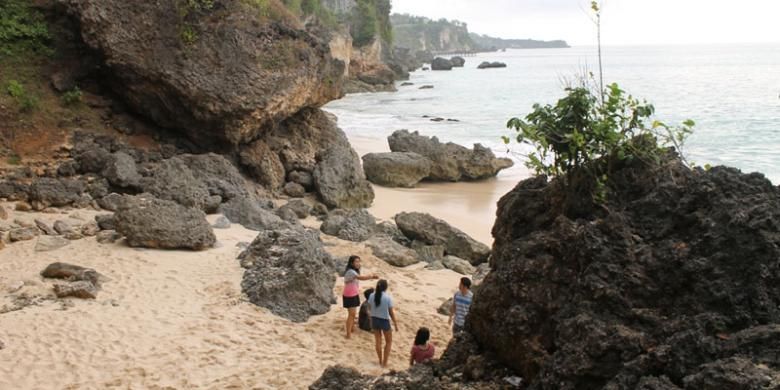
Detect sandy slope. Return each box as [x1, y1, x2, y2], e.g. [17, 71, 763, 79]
[0, 205, 464, 389]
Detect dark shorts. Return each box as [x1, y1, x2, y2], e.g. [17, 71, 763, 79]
[371, 317, 391, 331]
[343, 295, 360, 308]
[452, 323, 464, 334]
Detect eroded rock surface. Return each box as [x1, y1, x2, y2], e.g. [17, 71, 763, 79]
[114, 195, 215, 250]
[362, 152, 432, 187]
[395, 212, 490, 264]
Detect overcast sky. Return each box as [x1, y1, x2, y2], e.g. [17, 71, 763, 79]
[391, 0, 780, 46]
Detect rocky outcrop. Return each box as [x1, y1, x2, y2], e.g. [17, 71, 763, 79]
[114, 195, 215, 250]
[61, 0, 345, 147]
[477, 61, 507, 69]
[362, 152, 432, 187]
[239, 227, 335, 322]
[320, 209, 376, 242]
[450, 56, 465, 67]
[218, 196, 286, 232]
[388, 130, 513, 182]
[366, 236, 420, 267]
[394, 212, 490, 265]
[41, 262, 100, 285]
[467, 158, 780, 388]
[313, 143, 374, 209]
[431, 57, 454, 71]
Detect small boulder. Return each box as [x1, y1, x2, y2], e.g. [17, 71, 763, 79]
[320, 209, 376, 242]
[431, 57, 454, 71]
[97, 192, 125, 211]
[279, 200, 311, 219]
[35, 236, 71, 252]
[15, 201, 32, 211]
[53, 220, 76, 235]
[477, 61, 507, 69]
[450, 56, 466, 67]
[81, 221, 100, 236]
[418, 85, 434, 90]
[95, 214, 115, 231]
[438, 297, 453, 315]
[53, 281, 98, 299]
[275, 207, 299, 223]
[362, 152, 432, 188]
[102, 151, 141, 188]
[9, 227, 39, 242]
[395, 212, 490, 265]
[212, 215, 231, 229]
[366, 236, 420, 267]
[96, 230, 120, 244]
[283, 182, 306, 198]
[442, 255, 476, 275]
[218, 196, 288, 231]
[0, 206, 7, 220]
[114, 195, 216, 250]
[287, 170, 314, 191]
[35, 219, 58, 236]
[41, 262, 100, 285]
[400, 82, 414, 86]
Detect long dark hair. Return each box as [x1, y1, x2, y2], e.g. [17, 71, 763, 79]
[414, 327, 430, 346]
[345, 255, 360, 275]
[374, 279, 388, 306]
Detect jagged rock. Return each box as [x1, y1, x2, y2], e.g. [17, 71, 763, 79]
[366, 236, 420, 267]
[53, 220, 75, 235]
[313, 141, 374, 209]
[279, 200, 311, 219]
[450, 56, 465, 67]
[288, 170, 314, 191]
[73, 145, 111, 174]
[467, 159, 780, 388]
[96, 230, 120, 244]
[95, 214, 115, 231]
[35, 236, 71, 252]
[239, 227, 335, 322]
[218, 196, 288, 231]
[477, 61, 507, 69]
[28, 178, 85, 207]
[275, 206, 299, 223]
[35, 219, 58, 236]
[102, 151, 141, 188]
[375, 220, 410, 246]
[81, 221, 99, 236]
[53, 281, 98, 299]
[311, 202, 329, 216]
[283, 182, 306, 198]
[396, 212, 490, 264]
[362, 152, 432, 188]
[97, 192, 124, 211]
[61, 0, 344, 147]
[57, 160, 78, 177]
[240, 140, 286, 190]
[442, 255, 476, 275]
[139, 157, 213, 211]
[177, 153, 251, 202]
[432, 57, 454, 71]
[212, 216, 231, 229]
[41, 262, 100, 285]
[388, 130, 513, 181]
[320, 209, 376, 242]
[9, 227, 39, 242]
[114, 195, 215, 250]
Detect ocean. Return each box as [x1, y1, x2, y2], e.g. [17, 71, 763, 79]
[325, 43, 780, 184]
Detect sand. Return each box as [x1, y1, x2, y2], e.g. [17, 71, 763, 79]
[0, 204, 466, 389]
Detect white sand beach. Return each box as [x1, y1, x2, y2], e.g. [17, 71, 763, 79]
[0, 204, 468, 389]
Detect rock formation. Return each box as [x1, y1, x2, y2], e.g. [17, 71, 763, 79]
[432, 57, 454, 71]
[361, 152, 432, 187]
[388, 130, 513, 182]
[477, 61, 507, 69]
[450, 56, 465, 67]
[60, 0, 345, 147]
[394, 211, 490, 265]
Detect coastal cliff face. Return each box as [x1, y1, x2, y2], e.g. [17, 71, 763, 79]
[60, 0, 345, 147]
[391, 14, 477, 53]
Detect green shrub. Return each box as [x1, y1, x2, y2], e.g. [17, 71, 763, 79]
[504, 83, 694, 199]
[6, 79, 38, 112]
[180, 24, 198, 45]
[0, 0, 51, 55]
[7, 154, 22, 165]
[242, 0, 271, 18]
[61, 87, 83, 106]
[351, 0, 377, 47]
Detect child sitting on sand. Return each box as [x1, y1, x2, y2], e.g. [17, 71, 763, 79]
[409, 327, 435, 365]
[358, 288, 374, 332]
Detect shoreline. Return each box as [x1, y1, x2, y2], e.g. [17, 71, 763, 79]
[347, 131, 531, 246]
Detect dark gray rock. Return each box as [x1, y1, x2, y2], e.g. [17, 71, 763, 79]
[95, 214, 115, 231]
[366, 236, 420, 267]
[102, 151, 141, 188]
[395, 212, 490, 265]
[177, 153, 250, 202]
[138, 157, 212, 211]
[400, 82, 414, 86]
[114, 195, 215, 250]
[283, 182, 306, 198]
[41, 262, 100, 285]
[239, 227, 335, 322]
[53, 281, 98, 299]
[431, 57, 454, 71]
[418, 85, 434, 90]
[73, 146, 111, 174]
[388, 130, 513, 181]
[97, 192, 124, 211]
[477, 61, 507, 69]
[218, 197, 288, 231]
[275, 206, 299, 223]
[362, 152, 432, 188]
[320, 209, 376, 242]
[9, 227, 39, 242]
[450, 56, 465, 67]
[288, 170, 314, 191]
[279, 199, 311, 219]
[28, 178, 85, 207]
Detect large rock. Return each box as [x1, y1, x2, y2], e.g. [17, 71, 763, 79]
[239, 227, 335, 322]
[138, 157, 217, 212]
[366, 236, 420, 267]
[431, 57, 454, 71]
[114, 195, 215, 250]
[467, 159, 780, 388]
[28, 178, 85, 207]
[320, 209, 376, 242]
[450, 56, 465, 67]
[388, 130, 513, 181]
[218, 196, 288, 231]
[177, 153, 251, 202]
[314, 144, 374, 209]
[362, 152, 432, 188]
[395, 212, 490, 265]
[61, 0, 344, 147]
[102, 151, 141, 188]
[239, 140, 286, 190]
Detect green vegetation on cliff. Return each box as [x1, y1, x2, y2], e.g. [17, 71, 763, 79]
[0, 0, 51, 56]
[390, 13, 475, 52]
[469, 33, 569, 50]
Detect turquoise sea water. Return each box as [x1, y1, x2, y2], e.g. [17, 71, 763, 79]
[325, 44, 780, 184]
